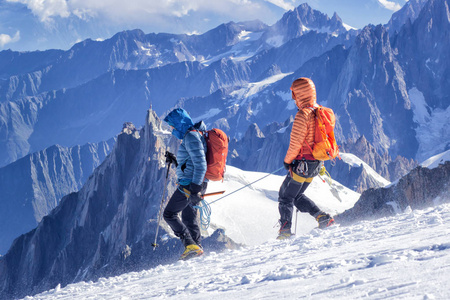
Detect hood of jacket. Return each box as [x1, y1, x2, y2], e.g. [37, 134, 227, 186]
[164, 108, 194, 140]
[290, 77, 317, 109]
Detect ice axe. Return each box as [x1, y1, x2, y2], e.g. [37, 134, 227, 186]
[318, 173, 343, 203]
[202, 190, 225, 198]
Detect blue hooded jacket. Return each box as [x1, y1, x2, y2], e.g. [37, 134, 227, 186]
[164, 108, 207, 186]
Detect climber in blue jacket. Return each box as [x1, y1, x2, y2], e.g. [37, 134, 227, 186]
[163, 108, 207, 260]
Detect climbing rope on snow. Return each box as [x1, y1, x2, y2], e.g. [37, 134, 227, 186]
[192, 166, 285, 230]
[207, 166, 285, 205]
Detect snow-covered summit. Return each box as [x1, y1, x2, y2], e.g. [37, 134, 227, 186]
[421, 149, 450, 169]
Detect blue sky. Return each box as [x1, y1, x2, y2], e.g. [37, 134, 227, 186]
[0, 0, 408, 51]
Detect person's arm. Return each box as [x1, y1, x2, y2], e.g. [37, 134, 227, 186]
[284, 110, 309, 164]
[185, 131, 207, 186]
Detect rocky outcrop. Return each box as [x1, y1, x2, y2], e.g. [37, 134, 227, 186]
[0, 110, 239, 299]
[336, 161, 450, 224]
[341, 136, 418, 181]
[0, 139, 114, 254]
[386, 0, 429, 34]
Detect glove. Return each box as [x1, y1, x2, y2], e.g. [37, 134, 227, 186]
[319, 166, 326, 176]
[165, 151, 178, 167]
[188, 183, 203, 206]
[189, 183, 203, 194]
[283, 161, 292, 171]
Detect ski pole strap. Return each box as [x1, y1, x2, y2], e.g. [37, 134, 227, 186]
[208, 166, 285, 205]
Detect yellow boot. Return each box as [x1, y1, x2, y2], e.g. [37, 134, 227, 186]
[179, 244, 204, 260]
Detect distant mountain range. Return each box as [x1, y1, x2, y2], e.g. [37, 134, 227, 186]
[0, 139, 114, 254]
[1, 0, 443, 171]
[0, 0, 410, 52]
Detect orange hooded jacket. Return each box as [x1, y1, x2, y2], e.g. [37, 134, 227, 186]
[284, 77, 318, 164]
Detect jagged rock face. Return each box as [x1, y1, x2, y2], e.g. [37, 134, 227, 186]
[341, 136, 390, 179]
[183, 42, 351, 141]
[0, 58, 254, 167]
[341, 136, 418, 181]
[0, 140, 114, 254]
[263, 3, 347, 45]
[386, 0, 429, 34]
[184, 0, 449, 163]
[329, 24, 418, 159]
[336, 161, 450, 225]
[0, 110, 239, 300]
[393, 0, 450, 161]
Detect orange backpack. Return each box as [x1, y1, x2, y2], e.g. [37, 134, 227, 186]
[204, 129, 229, 181]
[307, 106, 340, 161]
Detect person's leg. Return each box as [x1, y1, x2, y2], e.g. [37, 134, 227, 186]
[181, 205, 201, 245]
[293, 181, 335, 228]
[181, 182, 208, 246]
[293, 182, 321, 216]
[278, 175, 303, 233]
[163, 187, 195, 246]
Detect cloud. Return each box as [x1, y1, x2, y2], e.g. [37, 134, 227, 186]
[0, 31, 21, 47]
[377, 0, 402, 11]
[5, 0, 286, 24]
[7, 0, 70, 22]
[264, 0, 296, 11]
[4, 0, 292, 38]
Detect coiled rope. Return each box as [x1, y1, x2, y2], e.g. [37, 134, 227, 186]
[193, 200, 211, 230]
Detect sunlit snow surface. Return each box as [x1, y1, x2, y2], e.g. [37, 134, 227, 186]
[23, 157, 450, 299]
[205, 166, 360, 245]
[27, 203, 450, 299]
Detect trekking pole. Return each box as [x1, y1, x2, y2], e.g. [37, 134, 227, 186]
[208, 166, 285, 205]
[294, 209, 299, 235]
[152, 161, 171, 250]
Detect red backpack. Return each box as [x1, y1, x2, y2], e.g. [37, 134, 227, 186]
[307, 106, 340, 161]
[203, 129, 229, 181]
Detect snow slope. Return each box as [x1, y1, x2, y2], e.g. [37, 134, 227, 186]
[27, 203, 450, 299]
[421, 149, 450, 170]
[204, 166, 360, 245]
[340, 153, 391, 187]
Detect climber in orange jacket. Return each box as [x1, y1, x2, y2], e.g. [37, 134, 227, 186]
[277, 77, 335, 240]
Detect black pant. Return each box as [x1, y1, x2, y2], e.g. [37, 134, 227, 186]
[278, 174, 321, 231]
[163, 183, 207, 246]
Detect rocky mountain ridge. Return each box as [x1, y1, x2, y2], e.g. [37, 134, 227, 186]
[0, 139, 114, 254]
[0, 111, 239, 300]
[182, 0, 448, 162]
[336, 160, 450, 224]
[0, 3, 353, 167]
